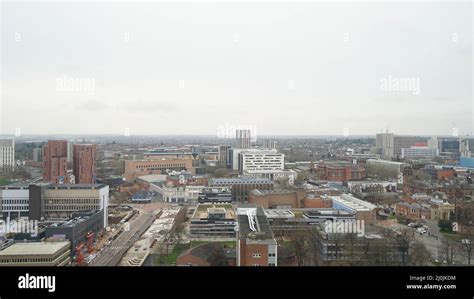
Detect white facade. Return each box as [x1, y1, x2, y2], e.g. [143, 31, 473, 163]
[0, 186, 29, 219]
[238, 150, 284, 173]
[0, 138, 15, 173]
[401, 146, 438, 159]
[156, 184, 204, 203]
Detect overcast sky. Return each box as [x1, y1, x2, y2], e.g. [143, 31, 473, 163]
[1, 1, 472, 137]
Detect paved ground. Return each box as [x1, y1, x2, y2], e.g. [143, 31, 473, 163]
[89, 209, 158, 266]
[382, 219, 471, 265]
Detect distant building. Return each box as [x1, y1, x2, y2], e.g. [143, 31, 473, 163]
[316, 161, 365, 182]
[218, 145, 231, 168]
[43, 140, 68, 183]
[0, 138, 15, 173]
[123, 157, 194, 181]
[198, 187, 232, 204]
[366, 159, 405, 184]
[0, 241, 71, 266]
[73, 144, 97, 184]
[236, 129, 251, 149]
[440, 140, 460, 154]
[209, 176, 273, 202]
[238, 150, 284, 173]
[263, 140, 277, 149]
[375, 133, 426, 159]
[32, 147, 42, 162]
[346, 181, 397, 194]
[401, 146, 438, 159]
[248, 189, 306, 209]
[237, 206, 277, 266]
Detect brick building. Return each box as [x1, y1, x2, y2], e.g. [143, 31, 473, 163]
[237, 207, 277, 266]
[73, 144, 97, 184]
[123, 157, 194, 181]
[316, 161, 365, 182]
[43, 140, 68, 183]
[248, 189, 306, 209]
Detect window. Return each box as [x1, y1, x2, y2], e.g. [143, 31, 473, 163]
[269, 263, 276, 266]
[268, 253, 276, 257]
[252, 253, 261, 258]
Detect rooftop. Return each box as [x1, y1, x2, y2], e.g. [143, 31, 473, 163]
[237, 207, 276, 244]
[192, 204, 236, 219]
[0, 241, 70, 256]
[330, 194, 377, 211]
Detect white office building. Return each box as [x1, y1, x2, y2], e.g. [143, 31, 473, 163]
[238, 150, 284, 173]
[0, 138, 15, 173]
[401, 146, 438, 159]
[0, 184, 29, 219]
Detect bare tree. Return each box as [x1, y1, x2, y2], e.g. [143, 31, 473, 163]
[441, 238, 458, 265]
[461, 237, 473, 265]
[393, 229, 412, 266]
[408, 240, 431, 266]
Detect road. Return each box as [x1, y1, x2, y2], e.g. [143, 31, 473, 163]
[89, 210, 156, 266]
[384, 219, 471, 265]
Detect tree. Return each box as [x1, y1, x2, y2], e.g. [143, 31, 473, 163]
[393, 229, 413, 266]
[441, 238, 458, 265]
[461, 237, 473, 265]
[408, 240, 431, 266]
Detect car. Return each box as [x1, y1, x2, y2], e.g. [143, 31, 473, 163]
[408, 223, 416, 227]
[416, 227, 427, 235]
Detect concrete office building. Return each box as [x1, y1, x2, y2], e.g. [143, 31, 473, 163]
[43, 140, 68, 183]
[263, 140, 277, 149]
[401, 146, 438, 159]
[236, 129, 251, 149]
[218, 145, 231, 168]
[0, 184, 29, 219]
[375, 133, 426, 159]
[209, 176, 274, 202]
[238, 150, 284, 173]
[32, 148, 42, 162]
[45, 210, 104, 251]
[0, 240, 71, 266]
[198, 187, 233, 203]
[190, 204, 237, 238]
[73, 144, 97, 184]
[0, 138, 15, 173]
[29, 183, 109, 227]
[237, 206, 277, 266]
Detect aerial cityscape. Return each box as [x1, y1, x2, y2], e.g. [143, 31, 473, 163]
[0, 131, 473, 267]
[0, 1, 473, 296]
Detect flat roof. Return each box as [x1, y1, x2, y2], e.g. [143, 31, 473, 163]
[330, 194, 377, 211]
[193, 204, 235, 219]
[237, 207, 275, 243]
[0, 241, 70, 256]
